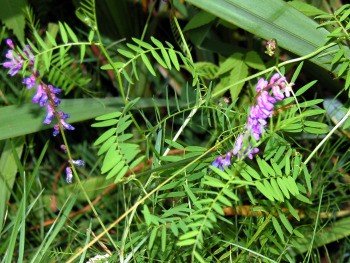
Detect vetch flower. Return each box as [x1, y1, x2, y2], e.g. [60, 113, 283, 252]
[60, 144, 67, 153]
[212, 152, 232, 170]
[23, 45, 35, 65]
[2, 39, 74, 137]
[232, 134, 244, 155]
[71, 159, 85, 167]
[65, 167, 73, 183]
[3, 49, 23, 76]
[53, 112, 75, 136]
[23, 75, 37, 89]
[212, 73, 292, 166]
[6, 39, 14, 49]
[43, 104, 55, 124]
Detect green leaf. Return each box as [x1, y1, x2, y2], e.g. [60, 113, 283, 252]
[151, 50, 167, 68]
[140, 53, 157, 76]
[271, 161, 282, 176]
[255, 181, 274, 201]
[278, 211, 293, 234]
[295, 80, 317, 96]
[290, 62, 304, 84]
[256, 157, 275, 178]
[304, 121, 328, 129]
[210, 166, 231, 181]
[64, 22, 79, 42]
[331, 49, 344, 66]
[286, 201, 300, 221]
[91, 119, 118, 127]
[184, 10, 216, 31]
[212, 202, 224, 215]
[243, 163, 261, 180]
[101, 147, 121, 174]
[304, 126, 328, 134]
[105, 162, 124, 180]
[143, 205, 152, 226]
[295, 194, 312, 204]
[203, 175, 226, 188]
[228, 60, 249, 101]
[277, 177, 290, 199]
[126, 43, 142, 52]
[193, 250, 207, 263]
[95, 111, 122, 121]
[288, 0, 327, 16]
[46, 31, 57, 47]
[216, 53, 243, 76]
[270, 178, 284, 202]
[118, 48, 135, 59]
[114, 166, 129, 183]
[286, 176, 299, 196]
[97, 137, 115, 156]
[94, 128, 116, 146]
[161, 225, 167, 252]
[168, 48, 180, 71]
[222, 188, 239, 201]
[101, 62, 124, 70]
[177, 239, 196, 246]
[0, 138, 24, 233]
[116, 120, 132, 134]
[179, 230, 200, 240]
[59, 22, 68, 44]
[148, 227, 158, 250]
[272, 216, 285, 243]
[244, 51, 266, 70]
[132, 38, 153, 49]
[34, 31, 48, 50]
[0, 97, 186, 141]
[0, 0, 26, 42]
[217, 194, 232, 206]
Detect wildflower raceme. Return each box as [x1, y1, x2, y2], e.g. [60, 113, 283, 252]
[2, 39, 74, 137]
[212, 73, 292, 170]
[3, 39, 77, 183]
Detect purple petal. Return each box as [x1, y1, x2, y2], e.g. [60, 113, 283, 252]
[6, 39, 14, 49]
[71, 159, 85, 167]
[53, 124, 60, 136]
[232, 134, 244, 155]
[65, 167, 73, 183]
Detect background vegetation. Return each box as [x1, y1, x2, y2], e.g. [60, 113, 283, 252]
[1, 0, 350, 262]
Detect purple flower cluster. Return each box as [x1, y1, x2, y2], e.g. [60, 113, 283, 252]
[2, 39, 74, 136]
[212, 73, 292, 170]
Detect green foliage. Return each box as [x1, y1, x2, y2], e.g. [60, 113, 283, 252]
[0, 0, 26, 42]
[2, 0, 350, 262]
[185, 0, 349, 73]
[101, 36, 195, 85]
[92, 102, 144, 183]
[316, 4, 350, 94]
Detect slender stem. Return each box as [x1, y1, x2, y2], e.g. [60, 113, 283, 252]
[35, 42, 95, 57]
[59, 127, 118, 250]
[92, 1, 126, 101]
[172, 16, 193, 63]
[162, 103, 201, 156]
[212, 42, 337, 98]
[304, 106, 350, 165]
